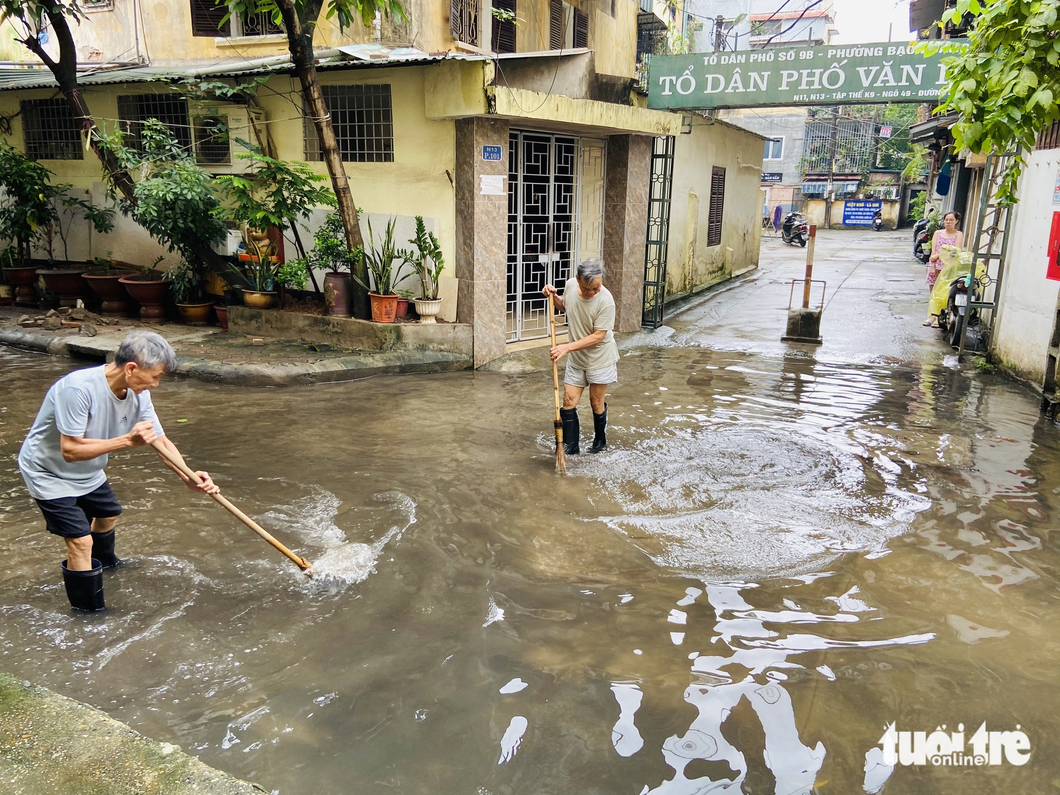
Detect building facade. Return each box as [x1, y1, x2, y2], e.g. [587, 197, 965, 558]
[1, 0, 765, 364]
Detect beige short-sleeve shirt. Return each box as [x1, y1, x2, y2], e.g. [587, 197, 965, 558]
[563, 278, 620, 372]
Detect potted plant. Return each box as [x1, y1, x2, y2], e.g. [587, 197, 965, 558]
[217, 150, 336, 308]
[305, 212, 359, 316]
[0, 142, 59, 305]
[100, 120, 230, 321]
[0, 249, 15, 306]
[404, 216, 445, 324]
[395, 288, 414, 320]
[167, 259, 214, 324]
[119, 256, 170, 322]
[82, 253, 132, 317]
[276, 258, 309, 309]
[355, 216, 407, 323]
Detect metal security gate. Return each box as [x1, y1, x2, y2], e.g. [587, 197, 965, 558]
[506, 131, 605, 342]
[641, 135, 675, 328]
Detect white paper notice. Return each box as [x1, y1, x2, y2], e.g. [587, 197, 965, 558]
[480, 174, 506, 196]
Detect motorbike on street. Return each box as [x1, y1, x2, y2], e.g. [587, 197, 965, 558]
[872, 210, 884, 232]
[781, 212, 809, 247]
[913, 214, 936, 264]
[937, 271, 987, 350]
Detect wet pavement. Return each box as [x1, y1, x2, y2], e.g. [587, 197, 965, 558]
[1, 229, 1058, 794]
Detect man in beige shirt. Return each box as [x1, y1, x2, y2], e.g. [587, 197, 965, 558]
[542, 257, 620, 455]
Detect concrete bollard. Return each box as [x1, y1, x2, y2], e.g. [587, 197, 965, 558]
[781, 225, 824, 345]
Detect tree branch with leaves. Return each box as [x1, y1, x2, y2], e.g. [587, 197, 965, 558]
[928, 0, 1060, 205]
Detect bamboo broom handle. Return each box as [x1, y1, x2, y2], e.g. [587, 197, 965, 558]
[151, 440, 313, 572]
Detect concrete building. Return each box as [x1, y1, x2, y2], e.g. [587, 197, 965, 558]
[1, 0, 765, 364]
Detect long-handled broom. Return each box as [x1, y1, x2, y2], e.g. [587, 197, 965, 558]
[548, 293, 567, 475]
[152, 440, 315, 577]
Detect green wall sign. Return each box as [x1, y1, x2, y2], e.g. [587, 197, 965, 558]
[647, 42, 952, 110]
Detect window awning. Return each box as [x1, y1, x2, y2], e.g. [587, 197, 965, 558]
[801, 182, 827, 195]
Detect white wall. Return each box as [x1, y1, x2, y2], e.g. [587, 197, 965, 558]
[992, 149, 1060, 383]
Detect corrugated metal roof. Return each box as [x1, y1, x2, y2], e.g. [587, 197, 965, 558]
[0, 46, 492, 91]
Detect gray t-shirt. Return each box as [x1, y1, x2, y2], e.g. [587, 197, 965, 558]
[18, 365, 164, 500]
[563, 278, 620, 371]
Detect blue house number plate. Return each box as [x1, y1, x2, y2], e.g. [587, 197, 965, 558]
[482, 145, 502, 161]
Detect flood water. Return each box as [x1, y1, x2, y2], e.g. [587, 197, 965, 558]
[1, 329, 1059, 793]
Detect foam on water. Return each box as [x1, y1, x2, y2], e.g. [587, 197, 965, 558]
[580, 425, 931, 578]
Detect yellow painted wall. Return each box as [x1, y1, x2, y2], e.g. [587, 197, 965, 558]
[666, 121, 765, 300]
[0, 67, 458, 280]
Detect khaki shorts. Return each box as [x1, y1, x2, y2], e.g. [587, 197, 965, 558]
[564, 361, 618, 387]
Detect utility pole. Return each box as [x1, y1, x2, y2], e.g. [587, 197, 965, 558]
[714, 15, 725, 52]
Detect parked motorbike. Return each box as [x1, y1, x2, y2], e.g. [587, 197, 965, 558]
[914, 227, 932, 264]
[872, 210, 884, 232]
[781, 212, 808, 247]
[938, 272, 986, 350]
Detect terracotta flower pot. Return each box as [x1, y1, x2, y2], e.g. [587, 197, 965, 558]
[119, 274, 170, 323]
[323, 272, 351, 316]
[369, 292, 399, 323]
[396, 297, 410, 319]
[214, 304, 229, 331]
[37, 267, 90, 308]
[82, 272, 131, 317]
[242, 289, 277, 309]
[3, 267, 37, 306]
[177, 302, 214, 325]
[413, 297, 443, 324]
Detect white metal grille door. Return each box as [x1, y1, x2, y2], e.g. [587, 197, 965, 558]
[506, 132, 606, 342]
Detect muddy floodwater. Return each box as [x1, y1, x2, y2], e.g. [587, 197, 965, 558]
[1, 331, 1059, 793]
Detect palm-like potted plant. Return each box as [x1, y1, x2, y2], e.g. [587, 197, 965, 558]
[404, 216, 445, 324]
[167, 259, 214, 324]
[354, 217, 407, 323]
[0, 142, 59, 305]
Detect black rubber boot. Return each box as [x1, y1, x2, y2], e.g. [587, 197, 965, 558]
[91, 530, 123, 569]
[590, 403, 608, 454]
[560, 407, 580, 455]
[61, 559, 106, 612]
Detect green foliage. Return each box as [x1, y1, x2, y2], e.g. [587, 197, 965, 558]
[223, 0, 405, 32]
[909, 191, 928, 222]
[175, 77, 269, 102]
[97, 120, 227, 263]
[166, 259, 207, 304]
[491, 6, 521, 25]
[354, 216, 407, 296]
[276, 258, 309, 290]
[927, 0, 1060, 206]
[217, 149, 335, 233]
[307, 212, 360, 273]
[402, 216, 444, 301]
[0, 142, 61, 263]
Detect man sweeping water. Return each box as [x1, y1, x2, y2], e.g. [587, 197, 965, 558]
[542, 257, 620, 456]
[17, 331, 219, 612]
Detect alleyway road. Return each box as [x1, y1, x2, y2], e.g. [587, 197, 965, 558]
[1, 228, 1058, 795]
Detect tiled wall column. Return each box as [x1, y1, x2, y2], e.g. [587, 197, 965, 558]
[455, 117, 510, 367]
[604, 134, 653, 333]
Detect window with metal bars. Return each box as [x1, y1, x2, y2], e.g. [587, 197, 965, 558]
[117, 94, 192, 153]
[573, 7, 588, 48]
[707, 166, 725, 247]
[304, 85, 394, 163]
[492, 0, 517, 53]
[20, 99, 83, 160]
[1038, 121, 1060, 151]
[450, 0, 479, 45]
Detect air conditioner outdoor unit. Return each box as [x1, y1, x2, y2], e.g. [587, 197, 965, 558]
[190, 103, 266, 173]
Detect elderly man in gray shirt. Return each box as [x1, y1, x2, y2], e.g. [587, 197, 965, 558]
[18, 331, 218, 612]
[542, 257, 620, 455]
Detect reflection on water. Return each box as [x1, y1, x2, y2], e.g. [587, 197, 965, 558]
[1, 345, 1059, 794]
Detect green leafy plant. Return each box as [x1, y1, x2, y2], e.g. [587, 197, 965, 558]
[402, 216, 445, 301]
[97, 120, 228, 271]
[0, 142, 61, 266]
[276, 258, 309, 291]
[90, 252, 114, 273]
[926, 0, 1060, 206]
[308, 212, 361, 274]
[166, 259, 207, 304]
[354, 217, 407, 296]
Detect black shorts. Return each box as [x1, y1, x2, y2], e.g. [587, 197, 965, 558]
[34, 481, 123, 539]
